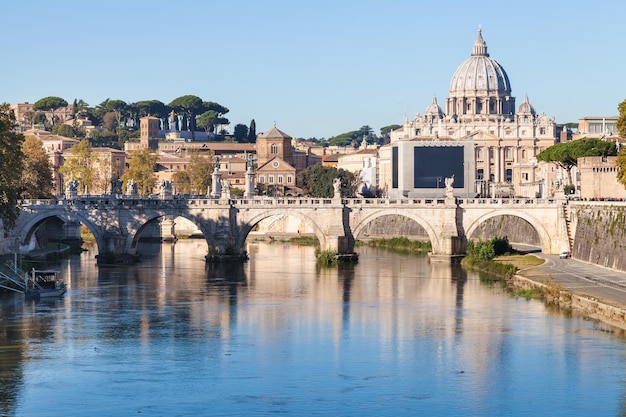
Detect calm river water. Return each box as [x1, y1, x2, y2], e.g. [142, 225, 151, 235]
[1, 240, 625, 416]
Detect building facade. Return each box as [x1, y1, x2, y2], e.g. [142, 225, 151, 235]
[388, 28, 559, 198]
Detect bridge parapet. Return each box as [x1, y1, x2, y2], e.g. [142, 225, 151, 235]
[458, 197, 563, 207]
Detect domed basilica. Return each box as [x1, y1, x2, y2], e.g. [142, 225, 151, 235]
[387, 28, 559, 198]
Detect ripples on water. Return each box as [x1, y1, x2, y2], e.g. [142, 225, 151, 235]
[1, 240, 625, 416]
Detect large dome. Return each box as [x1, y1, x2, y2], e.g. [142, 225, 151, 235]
[449, 29, 511, 97]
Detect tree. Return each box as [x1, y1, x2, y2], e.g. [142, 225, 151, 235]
[248, 119, 257, 143]
[121, 148, 157, 195]
[22, 136, 54, 199]
[97, 99, 128, 129]
[297, 164, 357, 197]
[380, 124, 401, 144]
[233, 124, 248, 142]
[537, 138, 617, 185]
[187, 151, 214, 194]
[0, 103, 25, 233]
[617, 99, 626, 138]
[52, 123, 84, 138]
[197, 110, 218, 135]
[59, 139, 95, 194]
[135, 100, 168, 128]
[168, 95, 204, 139]
[616, 148, 626, 189]
[172, 170, 191, 194]
[32, 96, 68, 127]
[71, 98, 89, 119]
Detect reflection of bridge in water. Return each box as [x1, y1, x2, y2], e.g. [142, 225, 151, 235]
[14, 195, 570, 263]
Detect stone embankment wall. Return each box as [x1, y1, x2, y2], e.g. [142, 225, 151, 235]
[357, 216, 429, 240]
[511, 275, 626, 331]
[468, 215, 541, 246]
[571, 204, 626, 271]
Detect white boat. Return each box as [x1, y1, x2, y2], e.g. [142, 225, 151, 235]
[26, 269, 67, 299]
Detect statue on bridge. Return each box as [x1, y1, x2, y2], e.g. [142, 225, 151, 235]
[220, 179, 231, 200]
[110, 178, 122, 196]
[333, 178, 342, 197]
[125, 179, 138, 196]
[65, 178, 79, 199]
[158, 179, 173, 198]
[444, 175, 454, 197]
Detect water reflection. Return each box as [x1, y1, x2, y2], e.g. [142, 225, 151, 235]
[0, 240, 625, 416]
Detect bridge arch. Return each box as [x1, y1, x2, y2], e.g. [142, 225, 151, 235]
[127, 212, 215, 253]
[352, 210, 441, 252]
[464, 210, 552, 253]
[237, 209, 328, 252]
[16, 208, 104, 254]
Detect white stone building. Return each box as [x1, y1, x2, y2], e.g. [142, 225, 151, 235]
[387, 28, 559, 198]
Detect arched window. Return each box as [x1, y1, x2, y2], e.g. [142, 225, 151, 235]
[270, 144, 279, 154]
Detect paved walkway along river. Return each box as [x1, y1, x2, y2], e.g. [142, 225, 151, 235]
[518, 252, 626, 328]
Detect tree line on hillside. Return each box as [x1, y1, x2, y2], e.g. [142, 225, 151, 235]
[24, 95, 255, 148]
[26, 95, 405, 149]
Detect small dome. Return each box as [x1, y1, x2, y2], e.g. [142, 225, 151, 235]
[517, 94, 536, 115]
[425, 96, 445, 119]
[449, 28, 511, 97]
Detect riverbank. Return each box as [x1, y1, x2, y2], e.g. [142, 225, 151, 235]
[495, 254, 626, 331]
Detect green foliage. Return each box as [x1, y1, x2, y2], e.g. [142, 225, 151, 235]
[248, 119, 257, 143]
[0, 103, 25, 233]
[22, 136, 54, 199]
[466, 236, 513, 261]
[59, 139, 95, 194]
[52, 123, 84, 138]
[169, 95, 204, 137]
[315, 249, 337, 266]
[172, 170, 191, 194]
[197, 110, 218, 134]
[463, 237, 517, 279]
[564, 184, 575, 195]
[617, 99, 626, 138]
[96, 99, 128, 129]
[537, 138, 617, 185]
[32, 96, 68, 126]
[297, 164, 357, 197]
[187, 151, 214, 194]
[364, 237, 431, 254]
[121, 148, 158, 195]
[134, 100, 167, 118]
[89, 128, 119, 148]
[327, 125, 374, 147]
[233, 124, 248, 142]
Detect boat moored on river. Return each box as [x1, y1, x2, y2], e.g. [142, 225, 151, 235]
[26, 269, 67, 299]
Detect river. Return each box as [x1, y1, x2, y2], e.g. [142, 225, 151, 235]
[1, 240, 625, 416]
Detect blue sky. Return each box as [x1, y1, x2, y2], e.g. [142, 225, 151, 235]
[2, 0, 623, 139]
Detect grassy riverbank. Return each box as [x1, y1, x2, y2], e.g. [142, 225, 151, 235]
[358, 237, 431, 254]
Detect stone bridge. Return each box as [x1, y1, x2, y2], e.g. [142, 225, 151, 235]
[12, 194, 571, 263]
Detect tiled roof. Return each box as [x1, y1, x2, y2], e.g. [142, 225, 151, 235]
[259, 126, 292, 139]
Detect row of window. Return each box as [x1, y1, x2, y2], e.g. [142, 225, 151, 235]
[476, 168, 514, 182]
[258, 175, 293, 184]
[475, 147, 536, 160]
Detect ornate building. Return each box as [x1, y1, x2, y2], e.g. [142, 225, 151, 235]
[389, 28, 558, 198]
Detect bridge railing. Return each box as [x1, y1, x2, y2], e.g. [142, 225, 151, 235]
[23, 195, 565, 209]
[457, 197, 561, 206]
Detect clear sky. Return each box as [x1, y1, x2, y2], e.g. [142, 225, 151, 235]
[2, 0, 623, 139]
